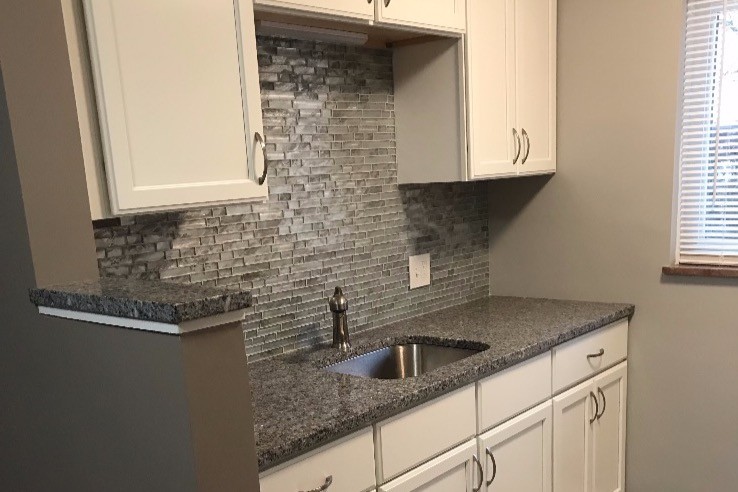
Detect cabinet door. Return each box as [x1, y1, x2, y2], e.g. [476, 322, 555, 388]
[553, 379, 596, 492]
[379, 440, 476, 492]
[514, 0, 556, 174]
[592, 362, 627, 492]
[465, 0, 517, 179]
[376, 0, 466, 33]
[85, 0, 267, 214]
[253, 0, 374, 22]
[478, 401, 552, 492]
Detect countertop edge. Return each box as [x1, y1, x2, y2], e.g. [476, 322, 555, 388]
[28, 278, 253, 324]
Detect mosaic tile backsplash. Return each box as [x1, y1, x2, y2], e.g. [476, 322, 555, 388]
[93, 36, 490, 361]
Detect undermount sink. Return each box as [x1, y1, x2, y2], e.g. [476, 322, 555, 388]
[324, 343, 484, 380]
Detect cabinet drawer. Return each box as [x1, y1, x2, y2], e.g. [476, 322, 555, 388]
[376, 0, 466, 33]
[477, 352, 552, 433]
[378, 439, 476, 492]
[259, 428, 375, 492]
[253, 0, 375, 22]
[552, 319, 628, 393]
[375, 385, 476, 483]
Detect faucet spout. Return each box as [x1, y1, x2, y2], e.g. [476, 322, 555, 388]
[328, 286, 351, 352]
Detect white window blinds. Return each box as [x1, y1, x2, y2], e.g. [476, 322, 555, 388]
[677, 0, 738, 265]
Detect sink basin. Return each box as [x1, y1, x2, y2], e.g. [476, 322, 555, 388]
[324, 343, 483, 380]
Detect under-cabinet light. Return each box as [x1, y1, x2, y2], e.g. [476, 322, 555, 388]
[255, 20, 369, 46]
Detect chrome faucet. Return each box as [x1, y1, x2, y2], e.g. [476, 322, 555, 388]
[328, 286, 351, 352]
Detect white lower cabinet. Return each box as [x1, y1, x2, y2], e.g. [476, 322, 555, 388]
[378, 440, 477, 492]
[478, 401, 552, 492]
[259, 321, 629, 492]
[552, 378, 594, 492]
[375, 385, 476, 482]
[259, 429, 375, 492]
[592, 363, 627, 492]
[553, 361, 627, 492]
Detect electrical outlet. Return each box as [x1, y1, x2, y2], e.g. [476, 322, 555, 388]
[409, 253, 431, 289]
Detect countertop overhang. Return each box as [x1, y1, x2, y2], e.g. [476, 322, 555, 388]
[250, 295, 634, 472]
[29, 277, 252, 334]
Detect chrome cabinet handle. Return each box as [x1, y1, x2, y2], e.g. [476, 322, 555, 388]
[512, 128, 522, 164]
[299, 476, 332, 492]
[589, 391, 599, 424]
[521, 128, 530, 164]
[255, 132, 268, 186]
[485, 448, 497, 486]
[472, 455, 484, 492]
[597, 387, 607, 420]
[587, 348, 605, 360]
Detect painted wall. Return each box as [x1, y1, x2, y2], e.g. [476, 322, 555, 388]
[0, 60, 204, 491]
[0, 0, 98, 287]
[488, 0, 738, 489]
[0, 2, 260, 489]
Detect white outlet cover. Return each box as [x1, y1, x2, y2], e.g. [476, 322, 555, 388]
[409, 253, 431, 289]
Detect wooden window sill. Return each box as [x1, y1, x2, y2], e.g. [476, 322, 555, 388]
[662, 265, 738, 279]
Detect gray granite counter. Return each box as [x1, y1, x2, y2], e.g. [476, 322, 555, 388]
[29, 277, 252, 324]
[250, 296, 634, 472]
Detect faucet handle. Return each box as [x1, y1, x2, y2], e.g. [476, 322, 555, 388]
[328, 286, 348, 313]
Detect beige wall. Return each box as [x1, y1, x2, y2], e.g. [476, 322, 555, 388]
[489, 0, 738, 489]
[0, 0, 98, 286]
[0, 3, 261, 489]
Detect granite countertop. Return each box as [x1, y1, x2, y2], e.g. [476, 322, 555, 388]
[29, 277, 252, 324]
[250, 296, 634, 472]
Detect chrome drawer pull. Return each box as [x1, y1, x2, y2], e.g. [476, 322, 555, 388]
[486, 448, 497, 486]
[255, 132, 268, 185]
[587, 348, 605, 360]
[521, 128, 530, 164]
[589, 391, 599, 424]
[299, 476, 332, 492]
[597, 387, 607, 420]
[512, 128, 522, 164]
[472, 455, 483, 492]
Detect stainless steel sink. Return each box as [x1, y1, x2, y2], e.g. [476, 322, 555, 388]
[324, 343, 483, 380]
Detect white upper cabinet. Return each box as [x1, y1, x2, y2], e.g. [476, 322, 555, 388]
[253, 0, 375, 22]
[395, 0, 556, 183]
[465, 0, 516, 178]
[466, 0, 556, 179]
[254, 0, 465, 33]
[376, 0, 466, 33]
[84, 0, 268, 215]
[513, 0, 557, 175]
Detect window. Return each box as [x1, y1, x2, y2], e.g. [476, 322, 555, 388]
[676, 0, 738, 265]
